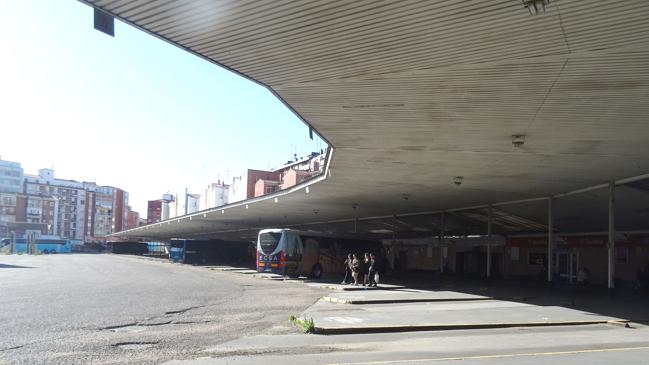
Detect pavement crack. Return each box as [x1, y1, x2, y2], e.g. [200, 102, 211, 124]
[139, 320, 174, 326]
[165, 305, 204, 315]
[0, 344, 25, 352]
[100, 323, 138, 330]
[113, 341, 160, 350]
[172, 320, 216, 325]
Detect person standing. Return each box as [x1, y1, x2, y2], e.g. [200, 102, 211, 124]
[362, 252, 370, 286]
[342, 253, 353, 284]
[368, 252, 378, 287]
[351, 254, 360, 285]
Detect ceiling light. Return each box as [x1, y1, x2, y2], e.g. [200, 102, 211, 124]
[453, 176, 463, 186]
[522, 0, 549, 15]
[512, 134, 526, 148]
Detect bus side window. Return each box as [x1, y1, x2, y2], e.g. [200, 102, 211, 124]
[286, 234, 302, 258]
[319, 238, 336, 257]
[304, 238, 319, 255]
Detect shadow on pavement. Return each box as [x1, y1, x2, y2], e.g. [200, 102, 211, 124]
[379, 270, 649, 323]
[0, 263, 34, 269]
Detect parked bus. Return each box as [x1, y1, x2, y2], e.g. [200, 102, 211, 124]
[169, 238, 252, 265]
[169, 239, 187, 263]
[0, 237, 72, 254]
[256, 228, 383, 278]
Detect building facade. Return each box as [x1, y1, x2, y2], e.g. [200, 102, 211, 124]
[232, 152, 326, 200]
[24, 169, 87, 240]
[204, 181, 230, 209]
[0, 159, 23, 194]
[147, 194, 174, 224]
[169, 192, 201, 219]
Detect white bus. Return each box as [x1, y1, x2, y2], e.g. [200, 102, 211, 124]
[256, 228, 383, 278]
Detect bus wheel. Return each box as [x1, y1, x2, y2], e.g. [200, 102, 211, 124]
[311, 264, 322, 279]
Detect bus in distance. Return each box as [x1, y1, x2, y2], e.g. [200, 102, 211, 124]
[256, 228, 383, 278]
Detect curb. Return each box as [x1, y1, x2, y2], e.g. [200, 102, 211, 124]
[313, 320, 623, 335]
[322, 296, 533, 304]
[317, 284, 407, 291]
[323, 297, 492, 304]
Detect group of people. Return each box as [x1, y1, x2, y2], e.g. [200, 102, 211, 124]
[342, 252, 379, 287]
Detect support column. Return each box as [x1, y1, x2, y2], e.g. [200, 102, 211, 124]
[487, 206, 492, 278]
[439, 212, 445, 274]
[548, 197, 553, 283]
[608, 183, 615, 292]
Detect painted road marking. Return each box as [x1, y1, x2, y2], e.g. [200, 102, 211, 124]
[326, 345, 649, 364]
[326, 317, 364, 324]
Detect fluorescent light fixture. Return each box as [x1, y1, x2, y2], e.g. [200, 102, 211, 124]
[522, 0, 549, 15]
[512, 134, 526, 148]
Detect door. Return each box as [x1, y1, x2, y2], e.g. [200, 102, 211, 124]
[555, 251, 578, 283]
[456, 252, 465, 275]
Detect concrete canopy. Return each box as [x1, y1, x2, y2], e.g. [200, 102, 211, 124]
[85, 1, 649, 241]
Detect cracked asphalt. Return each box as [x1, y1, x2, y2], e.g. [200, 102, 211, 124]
[0, 254, 328, 365]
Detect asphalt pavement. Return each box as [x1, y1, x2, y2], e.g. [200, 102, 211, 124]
[0, 254, 327, 365]
[3, 254, 649, 365]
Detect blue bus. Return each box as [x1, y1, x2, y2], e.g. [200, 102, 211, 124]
[169, 239, 186, 263]
[0, 237, 72, 254]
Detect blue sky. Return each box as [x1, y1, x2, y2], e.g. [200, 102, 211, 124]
[0, 1, 324, 216]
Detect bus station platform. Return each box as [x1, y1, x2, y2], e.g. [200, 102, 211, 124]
[321, 289, 505, 304]
[299, 286, 649, 335]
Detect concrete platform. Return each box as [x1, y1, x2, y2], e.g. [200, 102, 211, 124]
[302, 299, 627, 334]
[207, 266, 251, 271]
[322, 289, 502, 304]
[251, 273, 284, 280]
[305, 282, 406, 291]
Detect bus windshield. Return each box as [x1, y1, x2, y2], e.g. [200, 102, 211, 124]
[259, 232, 282, 254]
[170, 240, 185, 248]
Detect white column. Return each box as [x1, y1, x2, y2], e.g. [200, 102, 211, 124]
[548, 197, 553, 283]
[608, 183, 615, 290]
[487, 206, 492, 278]
[439, 212, 445, 274]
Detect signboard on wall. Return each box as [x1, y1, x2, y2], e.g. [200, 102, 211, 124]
[528, 253, 547, 266]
